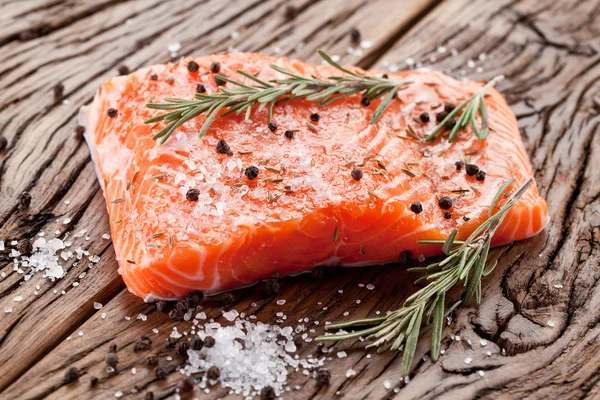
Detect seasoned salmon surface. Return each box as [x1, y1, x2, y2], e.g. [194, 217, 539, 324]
[82, 53, 548, 301]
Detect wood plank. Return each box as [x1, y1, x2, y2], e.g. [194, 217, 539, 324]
[0, 0, 125, 45]
[0, 0, 438, 397]
[3, 0, 599, 398]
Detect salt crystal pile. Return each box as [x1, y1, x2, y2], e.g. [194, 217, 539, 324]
[4, 231, 100, 282]
[185, 314, 325, 398]
[15, 238, 66, 280]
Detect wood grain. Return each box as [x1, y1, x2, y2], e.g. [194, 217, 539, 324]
[0, 0, 438, 398]
[0, 0, 599, 398]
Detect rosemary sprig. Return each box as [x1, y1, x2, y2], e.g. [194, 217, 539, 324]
[425, 75, 504, 143]
[316, 177, 533, 375]
[144, 50, 411, 143]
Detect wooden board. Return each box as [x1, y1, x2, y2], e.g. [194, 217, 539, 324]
[0, 0, 599, 398]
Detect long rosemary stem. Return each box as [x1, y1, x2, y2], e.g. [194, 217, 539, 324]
[144, 50, 411, 144]
[425, 75, 504, 142]
[317, 177, 533, 376]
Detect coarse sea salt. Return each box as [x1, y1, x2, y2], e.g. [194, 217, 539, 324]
[184, 315, 325, 397]
[9, 237, 67, 280]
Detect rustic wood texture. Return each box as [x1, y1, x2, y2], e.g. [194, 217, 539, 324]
[0, 0, 598, 399]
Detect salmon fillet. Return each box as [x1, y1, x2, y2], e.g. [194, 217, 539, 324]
[81, 53, 548, 301]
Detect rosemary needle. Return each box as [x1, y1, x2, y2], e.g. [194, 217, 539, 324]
[316, 177, 533, 375]
[145, 50, 411, 144]
[425, 75, 504, 142]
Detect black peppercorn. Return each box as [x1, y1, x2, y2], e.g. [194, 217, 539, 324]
[438, 196, 453, 210]
[444, 102, 456, 113]
[465, 164, 479, 176]
[196, 83, 206, 93]
[75, 125, 85, 137]
[155, 366, 168, 380]
[176, 299, 189, 312]
[398, 250, 412, 265]
[107, 108, 118, 118]
[350, 28, 361, 42]
[455, 161, 463, 170]
[105, 352, 119, 368]
[476, 170, 486, 181]
[17, 239, 33, 256]
[150, 74, 158, 81]
[216, 139, 232, 155]
[351, 168, 363, 181]
[145, 392, 155, 400]
[63, 367, 80, 384]
[156, 301, 167, 312]
[436, 111, 448, 123]
[53, 82, 64, 100]
[245, 165, 259, 180]
[89, 376, 99, 387]
[204, 336, 216, 348]
[410, 201, 423, 214]
[219, 292, 235, 305]
[444, 211, 452, 219]
[134, 336, 152, 351]
[315, 368, 331, 385]
[185, 291, 203, 308]
[146, 355, 159, 366]
[16, 239, 32, 256]
[168, 308, 184, 321]
[419, 112, 430, 123]
[207, 366, 220, 380]
[0, 136, 7, 152]
[187, 61, 199, 73]
[284, 130, 295, 139]
[176, 341, 189, 358]
[265, 278, 280, 295]
[166, 337, 179, 348]
[315, 343, 324, 355]
[361, 97, 371, 106]
[117, 65, 130, 75]
[310, 113, 320, 122]
[261, 386, 276, 400]
[186, 188, 200, 201]
[19, 191, 32, 208]
[109, 344, 118, 353]
[463, 216, 471, 221]
[446, 119, 457, 129]
[382, 73, 389, 79]
[210, 61, 221, 73]
[178, 376, 195, 392]
[215, 76, 226, 86]
[268, 122, 278, 132]
[311, 266, 325, 280]
[189, 337, 204, 351]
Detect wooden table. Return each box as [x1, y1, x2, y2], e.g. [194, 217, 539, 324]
[1, 0, 599, 398]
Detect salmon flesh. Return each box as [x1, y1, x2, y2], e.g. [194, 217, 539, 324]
[81, 53, 548, 301]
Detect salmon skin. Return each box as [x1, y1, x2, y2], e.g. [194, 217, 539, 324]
[81, 53, 548, 301]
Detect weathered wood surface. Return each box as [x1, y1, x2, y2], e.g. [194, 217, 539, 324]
[0, 0, 599, 399]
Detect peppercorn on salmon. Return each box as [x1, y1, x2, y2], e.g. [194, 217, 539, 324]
[81, 52, 548, 301]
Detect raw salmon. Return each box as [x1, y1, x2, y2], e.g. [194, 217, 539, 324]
[81, 53, 548, 301]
